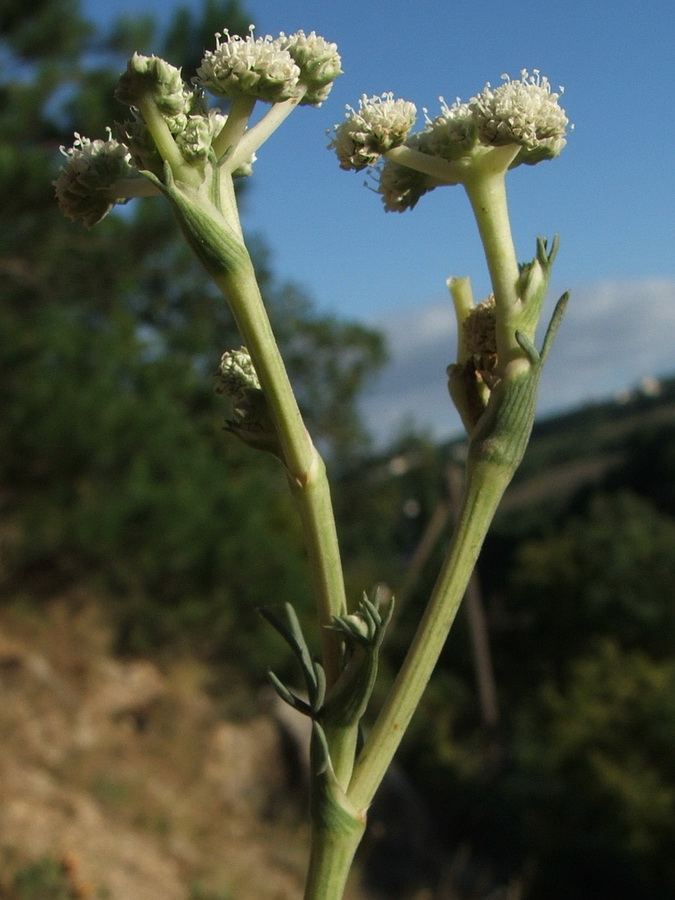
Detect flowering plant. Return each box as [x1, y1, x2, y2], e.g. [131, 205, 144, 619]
[55, 26, 569, 898]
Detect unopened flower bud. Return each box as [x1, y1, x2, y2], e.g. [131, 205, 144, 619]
[215, 346, 261, 399]
[197, 28, 301, 103]
[215, 348, 282, 458]
[54, 130, 135, 226]
[329, 93, 417, 171]
[116, 53, 189, 123]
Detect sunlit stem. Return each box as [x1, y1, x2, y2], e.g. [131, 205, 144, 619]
[212, 198, 347, 684]
[113, 177, 163, 199]
[226, 95, 304, 173]
[461, 150, 522, 362]
[385, 144, 464, 184]
[213, 95, 257, 161]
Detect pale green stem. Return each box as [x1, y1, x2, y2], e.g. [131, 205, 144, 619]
[113, 177, 163, 199]
[303, 807, 365, 900]
[347, 460, 511, 812]
[448, 275, 474, 365]
[214, 253, 347, 685]
[226, 95, 302, 173]
[136, 95, 200, 189]
[385, 145, 465, 183]
[213, 95, 257, 161]
[462, 166, 521, 361]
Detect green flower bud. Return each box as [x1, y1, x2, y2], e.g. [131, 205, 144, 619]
[215, 346, 261, 399]
[376, 133, 440, 212]
[215, 348, 281, 457]
[175, 110, 226, 163]
[116, 53, 190, 124]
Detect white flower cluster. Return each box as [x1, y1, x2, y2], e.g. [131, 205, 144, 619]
[53, 131, 136, 226]
[329, 94, 417, 171]
[469, 70, 569, 161]
[377, 133, 439, 212]
[333, 70, 569, 211]
[278, 30, 342, 105]
[196, 27, 341, 106]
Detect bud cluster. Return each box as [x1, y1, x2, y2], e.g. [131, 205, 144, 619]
[215, 347, 261, 399]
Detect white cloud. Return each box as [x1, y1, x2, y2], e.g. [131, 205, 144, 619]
[361, 278, 675, 444]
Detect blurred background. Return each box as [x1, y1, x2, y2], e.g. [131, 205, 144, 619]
[1, 1, 675, 899]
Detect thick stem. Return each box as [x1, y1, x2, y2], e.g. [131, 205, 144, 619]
[347, 460, 511, 811]
[303, 811, 365, 900]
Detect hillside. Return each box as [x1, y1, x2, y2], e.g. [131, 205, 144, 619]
[0, 596, 369, 900]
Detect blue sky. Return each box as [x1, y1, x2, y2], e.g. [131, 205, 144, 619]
[82, 0, 675, 442]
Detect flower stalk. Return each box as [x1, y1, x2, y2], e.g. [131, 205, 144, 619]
[56, 34, 570, 899]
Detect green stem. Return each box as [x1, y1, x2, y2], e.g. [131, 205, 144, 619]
[213, 95, 256, 161]
[448, 275, 474, 365]
[347, 460, 511, 811]
[462, 164, 521, 361]
[215, 254, 347, 685]
[303, 807, 365, 900]
[136, 96, 200, 189]
[227, 96, 302, 173]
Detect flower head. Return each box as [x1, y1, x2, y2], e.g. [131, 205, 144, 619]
[54, 131, 136, 226]
[469, 70, 569, 156]
[279, 30, 342, 105]
[197, 28, 301, 103]
[329, 93, 417, 171]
